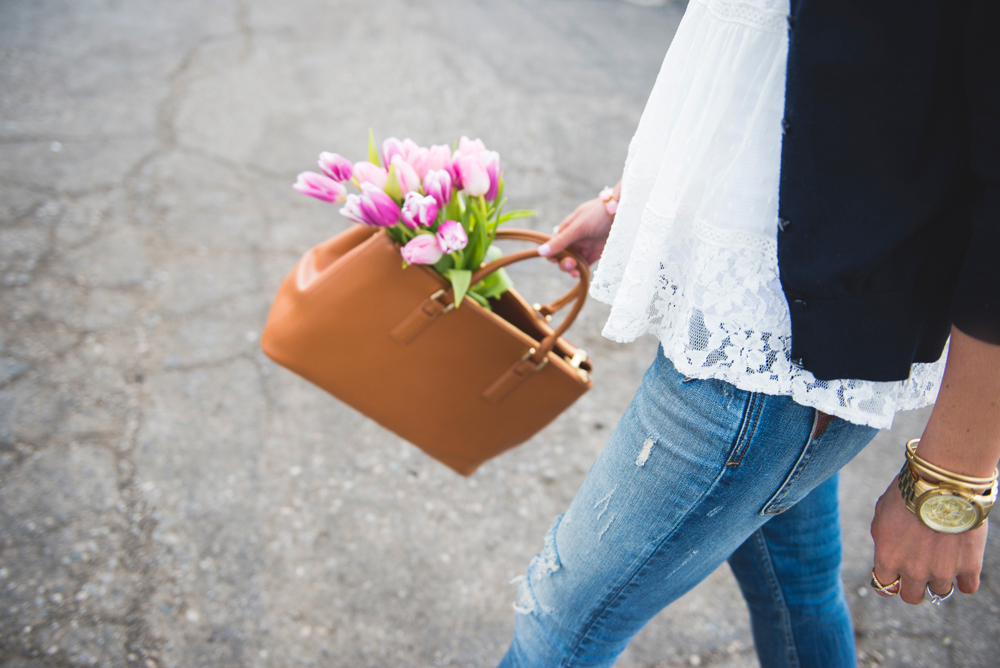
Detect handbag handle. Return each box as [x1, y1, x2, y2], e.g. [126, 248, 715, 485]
[469, 229, 590, 365]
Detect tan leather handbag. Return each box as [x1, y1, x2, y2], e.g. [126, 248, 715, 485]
[261, 225, 593, 475]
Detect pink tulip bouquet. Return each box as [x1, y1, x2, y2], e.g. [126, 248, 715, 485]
[293, 131, 536, 308]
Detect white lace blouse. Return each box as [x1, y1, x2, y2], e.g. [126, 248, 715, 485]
[591, 0, 946, 429]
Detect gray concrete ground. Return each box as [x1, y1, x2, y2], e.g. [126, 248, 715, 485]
[1, 1, 997, 666]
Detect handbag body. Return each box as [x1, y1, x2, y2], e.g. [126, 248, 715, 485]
[261, 225, 593, 475]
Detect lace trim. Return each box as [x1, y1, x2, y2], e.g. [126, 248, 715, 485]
[696, 0, 789, 33]
[693, 218, 776, 254]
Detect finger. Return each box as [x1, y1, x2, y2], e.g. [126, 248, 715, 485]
[927, 577, 955, 599]
[957, 572, 980, 595]
[872, 564, 901, 598]
[560, 257, 577, 272]
[544, 209, 586, 255]
[899, 576, 927, 605]
[539, 228, 575, 257]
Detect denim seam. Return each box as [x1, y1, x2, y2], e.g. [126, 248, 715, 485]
[752, 529, 802, 668]
[761, 433, 819, 515]
[806, 409, 820, 442]
[563, 477, 726, 667]
[727, 392, 763, 466]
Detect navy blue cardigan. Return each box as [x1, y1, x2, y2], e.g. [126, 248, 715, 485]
[777, 0, 999, 381]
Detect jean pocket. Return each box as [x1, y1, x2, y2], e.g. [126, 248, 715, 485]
[760, 428, 820, 516]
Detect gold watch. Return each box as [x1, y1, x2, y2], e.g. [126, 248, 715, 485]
[898, 461, 997, 533]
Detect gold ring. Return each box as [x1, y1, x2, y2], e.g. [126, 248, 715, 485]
[870, 569, 901, 596]
[926, 583, 955, 606]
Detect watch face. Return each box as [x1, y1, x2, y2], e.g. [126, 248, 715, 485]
[917, 492, 980, 533]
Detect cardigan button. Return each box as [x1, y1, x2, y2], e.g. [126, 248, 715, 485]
[787, 15, 795, 29]
[792, 299, 807, 310]
[791, 357, 806, 369]
[777, 217, 790, 231]
[782, 119, 792, 134]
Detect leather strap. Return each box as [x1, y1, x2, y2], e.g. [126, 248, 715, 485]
[468, 229, 590, 365]
[536, 285, 579, 318]
[390, 290, 453, 344]
[482, 358, 542, 404]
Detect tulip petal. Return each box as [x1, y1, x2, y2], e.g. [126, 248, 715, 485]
[293, 171, 347, 203]
[400, 234, 443, 265]
[436, 219, 468, 254]
[318, 152, 354, 182]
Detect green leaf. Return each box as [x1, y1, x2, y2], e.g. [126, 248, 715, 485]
[498, 209, 537, 224]
[384, 162, 403, 204]
[384, 225, 405, 245]
[466, 289, 492, 310]
[368, 128, 381, 166]
[473, 267, 513, 300]
[445, 191, 461, 222]
[432, 253, 455, 275]
[484, 244, 503, 264]
[448, 269, 472, 308]
[465, 215, 488, 271]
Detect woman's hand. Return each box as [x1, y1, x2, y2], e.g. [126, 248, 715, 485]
[870, 478, 987, 604]
[869, 326, 1000, 604]
[539, 181, 620, 278]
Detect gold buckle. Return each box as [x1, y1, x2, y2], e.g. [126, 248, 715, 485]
[568, 349, 589, 382]
[521, 347, 549, 371]
[430, 289, 456, 313]
[532, 303, 553, 322]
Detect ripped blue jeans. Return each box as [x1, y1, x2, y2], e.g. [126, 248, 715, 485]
[499, 350, 878, 668]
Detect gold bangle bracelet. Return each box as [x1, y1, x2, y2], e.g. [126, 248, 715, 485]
[905, 455, 996, 492]
[906, 462, 996, 494]
[905, 456, 995, 491]
[906, 439, 998, 486]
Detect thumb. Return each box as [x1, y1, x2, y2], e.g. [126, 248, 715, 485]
[538, 225, 577, 257]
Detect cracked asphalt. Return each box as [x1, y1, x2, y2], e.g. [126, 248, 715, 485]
[1, 1, 997, 666]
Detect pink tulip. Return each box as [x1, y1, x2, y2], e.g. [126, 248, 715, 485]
[401, 138, 421, 158]
[401, 192, 438, 229]
[339, 194, 367, 225]
[456, 153, 490, 197]
[354, 161, 388, 189]
[483, 150, 501, 200]
[427, 144, 453, 172]
[293, 171, 347, 203]
[436, 220, 468, 254]
[381, 137, 405, 170]
[391, 155, 422, 194]
[458, 136, 487, 157]
[396, 138, 426, 175]
[339, 183, 400, 227]
[408, 146, 431, 179]
[427, 144, 458, 187]
[317, 152, 353, 182]
[400, 234, 443, 265]
[422, 169, 452, 209]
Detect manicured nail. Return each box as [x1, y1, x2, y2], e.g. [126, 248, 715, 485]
[561, 258, 574, 270]
[538, 243, 551, 256]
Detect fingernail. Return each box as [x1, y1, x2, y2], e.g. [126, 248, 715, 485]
[537, 243, 551, 256]
[561, 259, 574, 270]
